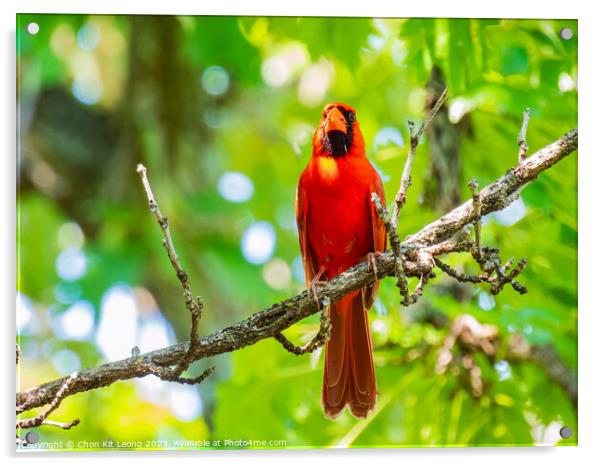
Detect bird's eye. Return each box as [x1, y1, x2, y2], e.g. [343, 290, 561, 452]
[347, 112, 356, 122]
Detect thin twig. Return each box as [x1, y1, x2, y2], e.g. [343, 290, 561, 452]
[40, 419, 81, 430]
[275, 304, 332, 355]
[391, 87, 449, 230]
[146, 364, 216, 385]
[518, 108, 531, 163]
[17, 372, 78, 427]
[405, 273, 432, 305]
[434, 257, 486, 284]
[467, 179, 483, 263]
[371, 193, 411, 304]
[136, 164, 191, 296]
[136, 164, 207, 383]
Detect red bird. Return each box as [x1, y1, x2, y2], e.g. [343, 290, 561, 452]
[296, 103, 386, 419]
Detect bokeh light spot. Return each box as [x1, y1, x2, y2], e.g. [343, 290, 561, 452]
[17, 292, 38, 335]
[72, 75, 104, 105]
[261, 43, 308, 88]
[558, 72, 575, 93]
[371, 318, 387, 334]
[448, 98, 471, 123]
[291, 256, 305, 284]
[374, 297, 387, 316]
[55, 281, 82, 304]
[218, 172, 254, 203]
[262, 258, 292, 290]
[58, 221, 85, 250]
[493, 197, 527, 226]
[241, 221, 276, 265]
[478, 291, 496, 311]
[138, 315, 174, 353]
[373, 126, 404, 150]
[96, 284, 138, 361]
[169, 384, 203, 422]
[275, 206, 296, 231]
[201, 66, 230, 96]
[76, 23, 101, 51]
[51, 349, 82, 375]
[298, 60, 334, 107]
[50, 24, 75, 58]
[55, 247, 87, 282]
[53, 300, 95, 341]
[495, 360, 512, 381]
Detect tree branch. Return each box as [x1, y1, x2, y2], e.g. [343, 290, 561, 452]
[373, 88, 448, 304]
[16, 126, 577, 413]
[391, 87, 449, 229]
[517, 108, 531, 163]
[135, 164, 209, 382]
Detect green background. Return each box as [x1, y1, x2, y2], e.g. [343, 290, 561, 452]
[16, 15, 577, 449]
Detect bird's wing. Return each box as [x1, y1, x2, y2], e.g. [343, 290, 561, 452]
[296, 173, 317, 286]
[362, 172, 387, 310]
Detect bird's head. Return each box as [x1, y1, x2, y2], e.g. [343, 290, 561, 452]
[313, 102, 364, 158]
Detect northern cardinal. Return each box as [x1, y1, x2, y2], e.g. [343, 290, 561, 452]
[296, 103, 387, 419]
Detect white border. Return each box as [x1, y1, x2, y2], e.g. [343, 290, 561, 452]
[3, 1, 600, 465]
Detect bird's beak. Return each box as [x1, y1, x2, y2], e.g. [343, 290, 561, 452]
[325, 107, 347, 135]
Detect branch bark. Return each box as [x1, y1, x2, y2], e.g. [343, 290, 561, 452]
[16, 127, 577, 413]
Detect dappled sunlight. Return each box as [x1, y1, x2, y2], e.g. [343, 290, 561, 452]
[217, 171, 254, 203]
[241, 221, 276, 265]
[262, 258, 292, 290]
[96, 285, 138, 361]
[201, 65, 230, 96]
[52, 300, 95, 341]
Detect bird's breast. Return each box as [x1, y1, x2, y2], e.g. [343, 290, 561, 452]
[304, 157, 375, 276]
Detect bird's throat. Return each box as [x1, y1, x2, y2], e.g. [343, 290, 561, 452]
[325, 130, 350, 157]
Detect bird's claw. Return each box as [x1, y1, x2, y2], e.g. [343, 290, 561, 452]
[307, 267, 329, 308]
[309, 280, 329, 308]
[366, 252, 385, 281]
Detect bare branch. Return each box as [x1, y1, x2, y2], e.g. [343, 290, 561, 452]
[146, 364, 216, 385]
[17, 372, 79, 429]
[136, 164, 206, 383]
[467, 179, 483, 262]
[136, 164, 191, 296]
[275, 305, 332, 355]
[517, 108, 531, 163]
[17, 127, 577, 414]
[391, 87, 449, 229]
[371, 193, 411, 304]
[434, 257, 486, 284]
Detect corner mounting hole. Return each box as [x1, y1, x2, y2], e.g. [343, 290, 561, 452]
[559, 425, 573, 439]
[27, 22, 40, 35]
[560, 28, 573, 40]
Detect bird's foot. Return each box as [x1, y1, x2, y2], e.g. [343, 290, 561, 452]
[366, 251, 385, 281]
[308, 269, 329, 308]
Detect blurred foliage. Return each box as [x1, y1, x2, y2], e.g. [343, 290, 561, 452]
[17, 14, 577, 449]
